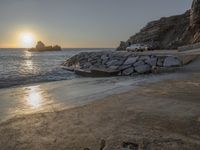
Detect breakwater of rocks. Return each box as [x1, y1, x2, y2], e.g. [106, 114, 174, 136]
[62, 51, 192, 77]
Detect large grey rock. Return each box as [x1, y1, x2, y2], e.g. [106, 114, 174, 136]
[83, 62, 92, 69]
[163, 56, 181, 67]
[122, 67, 134, 76]
[106, 59, 123, 66]
[157, 57, 165, 67]
[119, 64, 132, 71]
[140, 56, 151, 61]
[135, 64, 151, 74]
[133, 60, 145, 67]
[123, 56, 139, 65]
[145, 57, 158, 66]
[101, 55, 109, 65]
[108, 66, 119, 70]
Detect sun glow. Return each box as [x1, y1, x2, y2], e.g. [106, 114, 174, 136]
[20, 32, 35, 48]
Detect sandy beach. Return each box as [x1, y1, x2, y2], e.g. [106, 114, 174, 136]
[0, 57, 199, 150]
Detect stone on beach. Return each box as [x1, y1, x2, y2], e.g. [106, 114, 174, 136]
[123, 56, 138, 65]
[163, 56, 182, 67]
[122, 67, 134, 76]
[135, 64, 151, 74]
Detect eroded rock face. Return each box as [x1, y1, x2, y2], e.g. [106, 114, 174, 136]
[191, 0, 200, 26]
[117, 0, 200, 50]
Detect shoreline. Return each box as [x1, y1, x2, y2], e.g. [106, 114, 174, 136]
[0, 70, 200, 149]
[0, 56, 199, 149]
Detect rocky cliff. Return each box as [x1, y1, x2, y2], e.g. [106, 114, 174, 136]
[117, 0, 200, 51]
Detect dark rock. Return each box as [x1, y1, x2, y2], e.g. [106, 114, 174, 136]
[122, 142, 139, 150]
[135, 64, 151, 74]
[122, 67, 134, 76]
[145, 57, 158, 66]
[133, 60, 145, 67]
[163, 56, 181, 67]
[29, 41, 62, 52]
[36, 41, 45, 49]
[123, 56, 139, 65]
[116, 41, 128, 51]
[157, 57, 165, 67]
[106, 59, 124, 66]
[119, 64, 132, 71]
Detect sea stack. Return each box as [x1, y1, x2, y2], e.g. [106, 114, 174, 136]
[28, 41, 62, 52]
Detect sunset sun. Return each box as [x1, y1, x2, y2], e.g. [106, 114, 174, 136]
[20, 32, 35, 48]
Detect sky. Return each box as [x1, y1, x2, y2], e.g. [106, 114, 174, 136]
[0, 0, 193, 48]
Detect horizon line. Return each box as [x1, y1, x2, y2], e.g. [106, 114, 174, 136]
[0, 47, 115, 49]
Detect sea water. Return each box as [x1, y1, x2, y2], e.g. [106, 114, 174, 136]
[0, 48, 112, 88]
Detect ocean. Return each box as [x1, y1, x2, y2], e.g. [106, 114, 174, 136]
[0, 48, 113, 88]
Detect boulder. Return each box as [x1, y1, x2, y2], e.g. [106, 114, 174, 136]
[106, 59, 124, 67]
[101, 55, 109, 65]
[123, 56, 139, 65]
[140, 56, 151, 61]
[163, 56, 181, 67]
[133, 60, 145, 67]
[157, 57, 165, 67]
[145, 57, 157, 66]
[122, 67, 134, 76]
[135, 64, 151, 74]
[119, 64, 132, 71]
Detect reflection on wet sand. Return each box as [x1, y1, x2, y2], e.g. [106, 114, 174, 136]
[26, 86, 42, 108]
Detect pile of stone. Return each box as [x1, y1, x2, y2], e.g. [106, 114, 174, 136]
[62, 51, 182, 77]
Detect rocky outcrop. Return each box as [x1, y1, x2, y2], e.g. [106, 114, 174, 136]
[62, 51, 183, 77]
[117, 0, 200, 51]
[191, 0, 200, 26]
[36, 41, 45, 49]
[28, 41, 62, 52]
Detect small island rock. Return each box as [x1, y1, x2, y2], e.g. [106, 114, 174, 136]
[28, 41, 62, 52]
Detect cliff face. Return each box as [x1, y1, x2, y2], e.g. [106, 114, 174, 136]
[117, 0, 200, 51]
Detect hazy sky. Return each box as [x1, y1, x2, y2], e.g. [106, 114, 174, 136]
[0, 0, 193, 48]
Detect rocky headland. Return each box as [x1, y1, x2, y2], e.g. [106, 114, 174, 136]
[28, 41, 62, 52]
[117, 0, 200, 51]
[63, 0, 200, 77]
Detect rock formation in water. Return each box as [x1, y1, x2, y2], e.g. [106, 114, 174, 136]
[36, 41, 45, 49]
[28, 41, 62, 52]
[117, 0, 200, 51]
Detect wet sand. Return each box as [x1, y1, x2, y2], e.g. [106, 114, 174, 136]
[0, 58, 200, 149]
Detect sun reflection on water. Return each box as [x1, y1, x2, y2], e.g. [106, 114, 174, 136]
[24, 51, 34, 70]
[26, 85, 42, 108]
